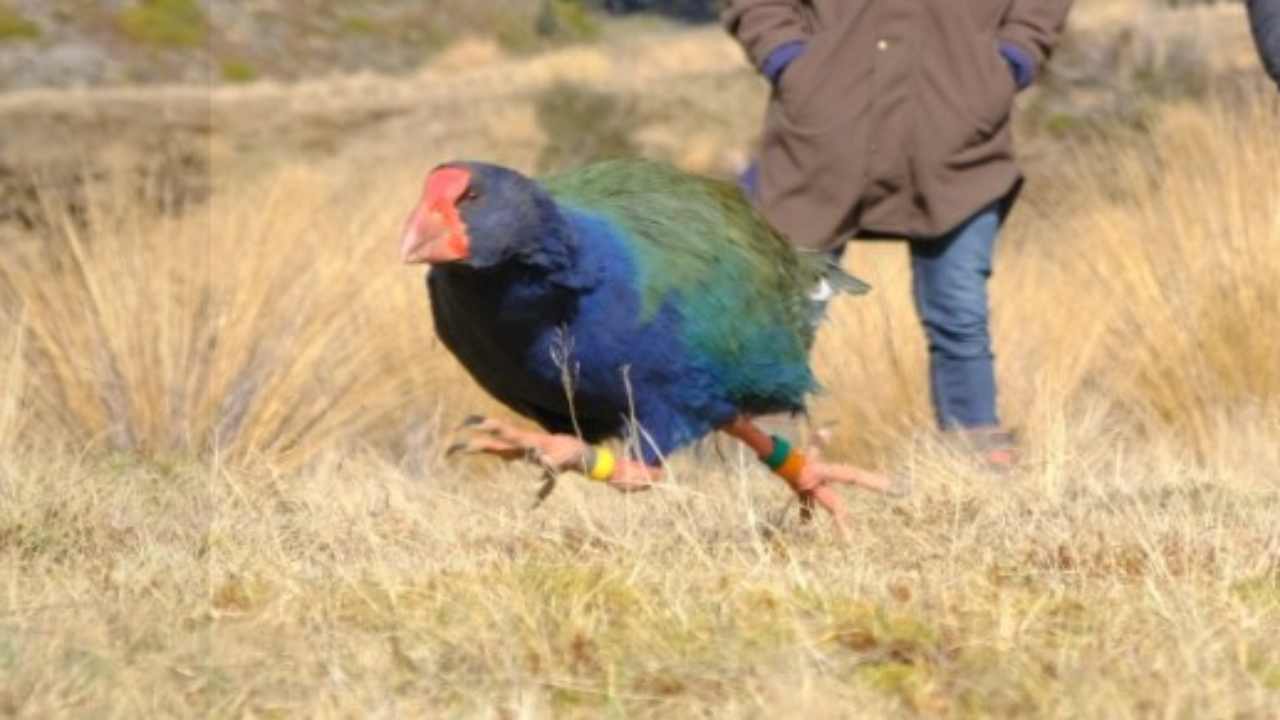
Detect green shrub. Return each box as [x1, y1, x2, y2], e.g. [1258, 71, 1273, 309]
[117, 0, 208, 47]
[537, 0, 601, 42]
[339, 15, 379, 36]
[221, 59, 258, 83]
[0, 4, 40, 42]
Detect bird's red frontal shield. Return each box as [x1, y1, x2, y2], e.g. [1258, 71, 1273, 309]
[401, 166, 472, 265]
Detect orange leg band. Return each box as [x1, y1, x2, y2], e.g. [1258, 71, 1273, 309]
[775, 449, 807, 486]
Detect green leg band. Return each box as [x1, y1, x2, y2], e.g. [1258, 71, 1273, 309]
[763, 435, 791, 471]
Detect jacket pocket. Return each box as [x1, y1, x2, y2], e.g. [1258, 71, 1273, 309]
[771, 32, 864, 133]
[974, 44, 1017, 136]
[949, 2, 1017, 139]
[772, 38, 822, 127]
[951, 36, 1016, 143]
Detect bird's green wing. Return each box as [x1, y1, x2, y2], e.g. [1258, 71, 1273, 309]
[543, 159, 864, 399]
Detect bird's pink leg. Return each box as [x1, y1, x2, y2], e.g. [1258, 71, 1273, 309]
[720, 416, 898, 530]
[447, 415, 662, 492]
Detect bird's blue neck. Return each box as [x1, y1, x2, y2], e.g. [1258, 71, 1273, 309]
[506, 203, 621, 295]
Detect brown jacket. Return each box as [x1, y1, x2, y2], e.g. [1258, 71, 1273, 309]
[724, 0, 1073, 250]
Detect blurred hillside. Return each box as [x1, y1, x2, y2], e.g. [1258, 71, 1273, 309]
[0, 0, 717, 90]
[0, 0, 1269, 241]
[0, 1, 1254, 91]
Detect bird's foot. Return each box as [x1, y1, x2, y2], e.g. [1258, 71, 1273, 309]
[446, 415, 589, 472]
[445, 415, 591, 508]
[444, 415, 663, 495]
[786, 444, 909, 529]
[800, 424, 907, 497]
[722, 417, 906, 533]
[796, 447, 906, 497]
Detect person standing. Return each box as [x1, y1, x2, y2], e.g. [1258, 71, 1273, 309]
[724, 1, 1073, 465]
[1248, 0, 1280, 88]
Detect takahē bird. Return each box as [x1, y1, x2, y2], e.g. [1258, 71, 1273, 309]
[400, 159, 894, 527]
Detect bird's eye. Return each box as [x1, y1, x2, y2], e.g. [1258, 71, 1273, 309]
[458, 188, 480, 205]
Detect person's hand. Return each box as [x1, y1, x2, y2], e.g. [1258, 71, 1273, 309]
[762, 40, 808, 87]
[998, 42, 1034, 91]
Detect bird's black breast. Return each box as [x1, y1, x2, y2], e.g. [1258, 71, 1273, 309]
[426, 269, 624, 441]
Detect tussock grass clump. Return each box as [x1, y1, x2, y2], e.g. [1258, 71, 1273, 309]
[1065, 97, 1280, 455]
[535, 82, 642, 174]
[0, 167, 482, 468]
[812, 92, 1280, 463]
[0, 308, 26, 452]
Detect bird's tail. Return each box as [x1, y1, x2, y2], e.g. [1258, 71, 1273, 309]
[817, 255, 871, 297]
[805, 255, 871, 327]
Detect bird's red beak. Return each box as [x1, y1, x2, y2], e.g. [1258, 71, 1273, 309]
[401, 166, 472, 265]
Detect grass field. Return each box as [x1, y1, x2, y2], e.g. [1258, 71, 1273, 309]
[2, 9, 1279, 717]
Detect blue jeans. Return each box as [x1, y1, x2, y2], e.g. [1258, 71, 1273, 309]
[910, 201, 1003, 430]
[738, 165, 1003, 430]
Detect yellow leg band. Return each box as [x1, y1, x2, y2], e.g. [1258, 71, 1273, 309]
[775, 450, 806, 485]
[588, 447, 616, 481]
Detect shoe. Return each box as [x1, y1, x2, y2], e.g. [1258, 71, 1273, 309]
[946, 427, 1020, 471]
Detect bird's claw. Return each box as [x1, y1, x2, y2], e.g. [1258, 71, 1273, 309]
[531, 467, 559, 510]
[443, 415, 525, 461]
[447, 419, 583, 468]
[799, 444, 904, 497]
[779, 446, 906, 532]
[443, 414, 586, 508]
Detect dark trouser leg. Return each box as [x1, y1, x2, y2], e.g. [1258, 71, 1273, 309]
[909, 201, 1003, 431]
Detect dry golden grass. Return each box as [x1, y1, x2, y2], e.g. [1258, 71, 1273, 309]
[2, 74, 1279, 718]
[0, 165, 493, 469]
[815, 92, 1280, 464]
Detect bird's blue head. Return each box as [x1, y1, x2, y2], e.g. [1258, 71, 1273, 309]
[400, 162, 573, 273]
